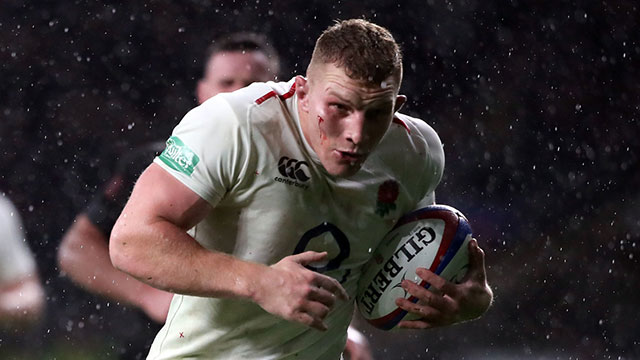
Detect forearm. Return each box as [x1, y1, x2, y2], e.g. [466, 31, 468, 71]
[109, 163, 277, 303]
[110, 215, 267, 301]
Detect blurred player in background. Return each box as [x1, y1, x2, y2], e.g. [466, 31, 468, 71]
[0, 192, 45, 331]
[57, 32, 281, 359]
[110, 19, 492, 359]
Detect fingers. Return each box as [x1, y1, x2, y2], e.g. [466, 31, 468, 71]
[295, 282, 342, 331]
[293, 310, 328, 331]
[394, 268, 458, 328]
[395, 288, 450, 329]
[414, 267, 456, 295]
[269, 252, 350, 330]
[399, 279, 450, 310]
[282, 252, 348, 300]
[314, 274, 349, 301]
[393, 243, 493, 328]
[308, 284, 338, 308]
[396, 277, 456, 320]
[304, 300, 332, 329]
[299, 274, 348, 330]
[289, 251, 328, 266]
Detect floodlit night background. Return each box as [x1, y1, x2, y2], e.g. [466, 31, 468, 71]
[1, 1, 638, 358]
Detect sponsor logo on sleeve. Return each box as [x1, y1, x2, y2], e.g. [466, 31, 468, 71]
[158, 136, 200, 176]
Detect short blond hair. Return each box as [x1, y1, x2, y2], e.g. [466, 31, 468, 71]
[309, 19, 403, 85]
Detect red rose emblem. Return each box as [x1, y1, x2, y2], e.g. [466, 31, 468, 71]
[377, 180, 399, 204]
[375, 180, 399, 217]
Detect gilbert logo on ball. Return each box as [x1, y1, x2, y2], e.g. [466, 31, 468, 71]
[356, 204, 473, 330]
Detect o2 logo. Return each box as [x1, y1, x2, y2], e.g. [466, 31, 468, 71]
[292, 222, 351, 283]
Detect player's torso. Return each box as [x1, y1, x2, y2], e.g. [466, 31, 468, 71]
[150, 79, 441, 359]
[194, 81, 431, 296]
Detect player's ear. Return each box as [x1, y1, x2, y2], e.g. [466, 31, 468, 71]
[295, 76, 310, 112]
[394, 95, 407, 113]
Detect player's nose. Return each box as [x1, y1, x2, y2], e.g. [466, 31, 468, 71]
[344, 111, 366, 145]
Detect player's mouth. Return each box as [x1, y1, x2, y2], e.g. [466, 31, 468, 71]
[335, 150, 367, 163]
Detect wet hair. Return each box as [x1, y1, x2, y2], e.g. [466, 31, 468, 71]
[309, 19, 403, 85]
[204, 32, 280, 76]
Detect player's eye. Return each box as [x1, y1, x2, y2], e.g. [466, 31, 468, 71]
[329, 103, 348, 111]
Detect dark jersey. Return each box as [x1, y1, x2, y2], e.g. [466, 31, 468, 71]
[86, 142, 165, 236]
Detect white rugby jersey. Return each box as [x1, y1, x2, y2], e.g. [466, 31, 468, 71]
[0, 194, 37, 286]
[149, 78, 444, 359]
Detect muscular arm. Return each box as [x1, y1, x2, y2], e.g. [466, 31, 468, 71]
[110, 163, 348, 330]
[58, 214, 172, 323]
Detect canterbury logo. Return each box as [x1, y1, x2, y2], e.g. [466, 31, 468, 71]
[277, 156, 310, 182]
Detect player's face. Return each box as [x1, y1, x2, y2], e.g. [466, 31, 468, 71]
[197, 50, 273, 103]
[297, 63, 405, 178]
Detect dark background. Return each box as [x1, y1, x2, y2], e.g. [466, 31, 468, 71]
[1, 0, 638, 358]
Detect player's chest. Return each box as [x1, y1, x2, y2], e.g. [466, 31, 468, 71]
[236, 158, 413, 261]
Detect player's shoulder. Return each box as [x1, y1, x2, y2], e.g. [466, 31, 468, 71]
[216, 78, 296, 111]
[384, 112, 445, 178]
[390, 112, 443, 151]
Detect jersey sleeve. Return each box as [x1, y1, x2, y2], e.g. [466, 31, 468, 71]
[0, 196, 37, 285]
[413, 119, 445, 208]
[154, 96, 250, 206]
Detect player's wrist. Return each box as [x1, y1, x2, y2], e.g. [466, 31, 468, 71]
[243, 262, 276, 305]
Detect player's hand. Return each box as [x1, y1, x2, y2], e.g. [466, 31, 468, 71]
[253, 251, 349, 331]
[344, 326, 373, 360]
[395, 238, 493, 329]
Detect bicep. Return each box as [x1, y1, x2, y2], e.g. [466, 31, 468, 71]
[122, 163, 211, 231]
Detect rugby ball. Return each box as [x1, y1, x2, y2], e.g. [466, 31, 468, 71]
[356, 204, 473, 330]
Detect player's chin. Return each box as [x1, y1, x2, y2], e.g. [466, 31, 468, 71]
[326, 160, 365, 178]
[323, 165, 356, 178]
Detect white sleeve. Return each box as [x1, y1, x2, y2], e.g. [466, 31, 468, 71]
[154, 96, 251, 207]
[0, 196, 37, 285]
[414, 120, 445, 208]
